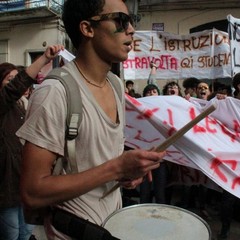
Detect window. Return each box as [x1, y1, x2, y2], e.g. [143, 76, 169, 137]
[0, 40, 8, 63]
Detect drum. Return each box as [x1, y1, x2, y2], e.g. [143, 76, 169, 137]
[102, 204, 211, 240]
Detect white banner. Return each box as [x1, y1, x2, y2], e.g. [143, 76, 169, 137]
[123, 29, 231, 80]
[125, 94, 240, 198]
[228, 14, 240, 76]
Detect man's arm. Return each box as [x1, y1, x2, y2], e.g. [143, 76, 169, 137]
[21, 141, 165, 208]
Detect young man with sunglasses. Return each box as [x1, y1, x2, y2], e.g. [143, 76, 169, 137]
[16, 0, 165, 239]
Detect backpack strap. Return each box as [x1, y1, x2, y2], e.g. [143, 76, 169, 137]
[47, 67, 82, 174]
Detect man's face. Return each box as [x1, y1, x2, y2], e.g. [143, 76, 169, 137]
[196, 83, 211, 100]
[91, 0, 135, 63]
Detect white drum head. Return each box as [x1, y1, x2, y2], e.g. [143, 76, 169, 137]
[102, 204, 211, 240]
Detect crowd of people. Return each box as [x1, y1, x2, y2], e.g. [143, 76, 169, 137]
[124, 65, 239, 240]
[0, 0, 239, 240]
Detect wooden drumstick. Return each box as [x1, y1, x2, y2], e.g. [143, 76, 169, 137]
[155, 103, 216, 152]
[100, 103, 217, 199]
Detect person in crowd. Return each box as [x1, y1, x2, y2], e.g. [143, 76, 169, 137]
[182, 77, 200, 98]
[125, 80, 134, 93]
[162, 81, 183, 96]
[127, 88, 142, 98]
[218, 190, 237, 239]
[188, 80, 227, 221]
[196, 81, 211, 100]
[16, 1, 166, 239]
[139, 83, 170, 204]
[232, 72, 240, 99]
[142, 83, 160, 96]
[214, 80, 238, 240]
[204, 80, 239, 239]
[122, 71, 160, 206]
[125, 80, 141, 97]
[185, 80, 211, 218]
[161, 81, 185, 205]
[0, 44, 64, 240]
[208, 81, 232, 100]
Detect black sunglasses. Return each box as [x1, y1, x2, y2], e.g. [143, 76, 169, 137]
[89, 12, 133, 31]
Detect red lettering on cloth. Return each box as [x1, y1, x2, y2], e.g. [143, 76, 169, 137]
[210, 158, 238, 183]
[232, 178, 240, 190]
[162, 109, 177, 136]
[126, 94, 142, 107]
[233, 120, 240, 137]
[210, 158, 227, 182]
[189, 107, 206, 133]
[135, 130, 161, 143]
[220, 122, 237, 142]
[205, 117, 218, 133]
[137, 108, 160, 120]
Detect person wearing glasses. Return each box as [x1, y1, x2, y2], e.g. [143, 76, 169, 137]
[162, 81, 183, 96]
[16, 0, 166, 239]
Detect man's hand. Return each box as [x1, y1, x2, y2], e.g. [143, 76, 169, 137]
[115, 149, 165, 181]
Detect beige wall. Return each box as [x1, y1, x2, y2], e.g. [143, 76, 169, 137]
[138, 9, 240, 34]
[0, 20, 65, 66]
[129, 7, 240, 95]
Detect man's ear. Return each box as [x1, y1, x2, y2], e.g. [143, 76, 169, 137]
[79, 21, 94, 38]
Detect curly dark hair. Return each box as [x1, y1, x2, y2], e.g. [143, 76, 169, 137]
[62, 0, 105, 49]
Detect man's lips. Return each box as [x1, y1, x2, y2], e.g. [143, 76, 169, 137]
[124, 41, 133, 51]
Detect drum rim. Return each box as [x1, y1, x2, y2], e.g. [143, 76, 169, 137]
[102, 203, 212, 239]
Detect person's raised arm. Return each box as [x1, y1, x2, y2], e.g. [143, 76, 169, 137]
[25, 44, 64, 79]
[147, 61, 157, 85]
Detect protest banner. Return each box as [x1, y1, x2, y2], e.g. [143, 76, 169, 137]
[228, 14, 240, 76]
[124, 94, 240, 198]
[123, 29, 231, 80]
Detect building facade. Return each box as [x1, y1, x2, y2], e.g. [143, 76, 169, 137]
[0, 0, 67, 66]
[1, 0, 240, 92]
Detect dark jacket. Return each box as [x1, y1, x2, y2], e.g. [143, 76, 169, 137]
[0, 70, 35, 208]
